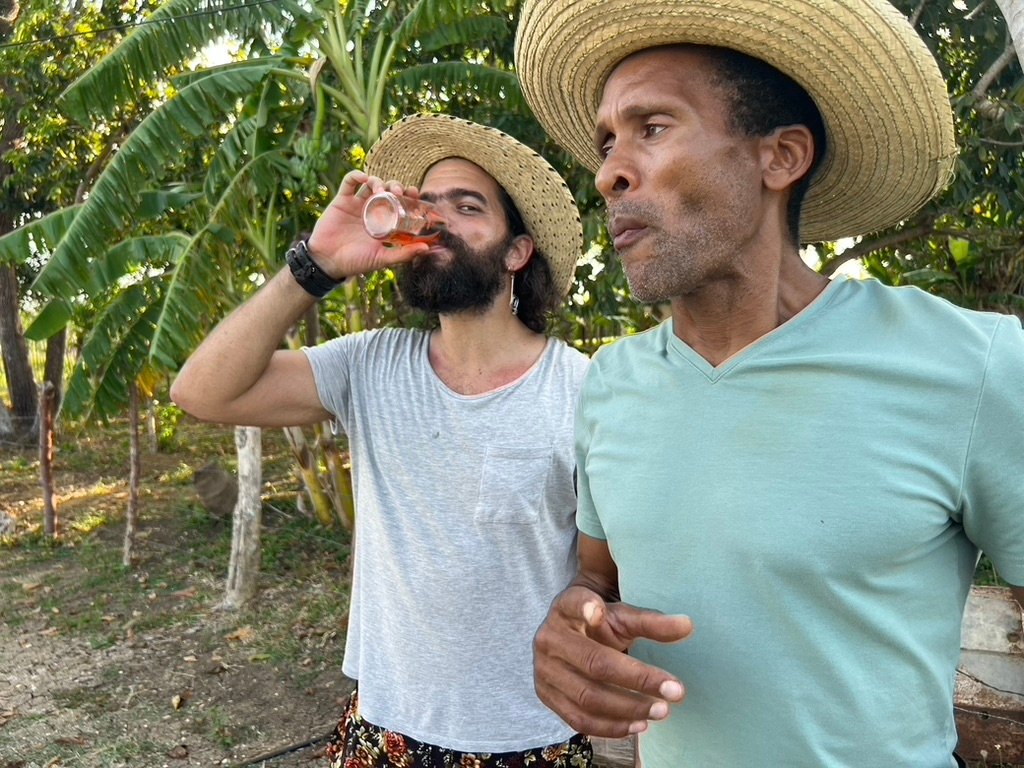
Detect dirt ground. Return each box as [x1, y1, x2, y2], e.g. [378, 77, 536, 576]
[0, 421, 353, 768]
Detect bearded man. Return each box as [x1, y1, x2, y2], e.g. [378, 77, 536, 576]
[171, 114, 592, 767]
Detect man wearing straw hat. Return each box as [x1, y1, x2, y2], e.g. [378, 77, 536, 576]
[514, 0, 1024, 765]
[171, 113, 593, 767]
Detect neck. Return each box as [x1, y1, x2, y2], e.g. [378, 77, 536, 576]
[670, 249, 829, 367]
[429, 299, 547, 395]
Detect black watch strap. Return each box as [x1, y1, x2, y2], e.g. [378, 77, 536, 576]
[285, 238, 344, 299]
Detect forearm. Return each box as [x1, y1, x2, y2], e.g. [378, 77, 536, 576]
[171, 268, 326, 426]
[572, 532, 621, 602]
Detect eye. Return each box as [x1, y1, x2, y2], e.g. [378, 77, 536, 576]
[456, 201, 483, 214]
[596, 132, 614, 158]
[643, 122, 666, 139]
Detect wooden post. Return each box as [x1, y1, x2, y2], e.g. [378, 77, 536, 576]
[222, 425, 263, 609]
[122, 382, 141, 567]
[38, 381, 57, 538]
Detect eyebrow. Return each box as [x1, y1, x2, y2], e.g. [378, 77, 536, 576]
[419, 187, 489, 206]
[593, 103, 663, 145]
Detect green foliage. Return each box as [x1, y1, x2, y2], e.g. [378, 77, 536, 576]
[845, 2, 1024, 317]
[5, 0, 1022, 440]
[33, 61, 283, 298]
[56, 0, 312, 124]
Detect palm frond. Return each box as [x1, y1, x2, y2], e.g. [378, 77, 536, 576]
[151, 150, 292, 367]
[24, 233, 191, 341]
[414, 16, 513, 53]
[148, 238, 229, 369]
[395, 0, 500, 37]
[59, 0, 310, 124]
[33, 62, 280, 300]
[392, 62, 527, 113]
[63, 283, 163, 421]
[0, 207, 80, 265]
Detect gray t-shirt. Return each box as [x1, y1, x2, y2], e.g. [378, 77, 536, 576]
[304, 327, 589, 751]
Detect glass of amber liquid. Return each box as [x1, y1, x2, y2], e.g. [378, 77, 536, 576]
[362, 191, 445, 246]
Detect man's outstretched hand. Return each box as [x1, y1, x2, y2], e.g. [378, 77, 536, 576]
[533, 585, 693, 737]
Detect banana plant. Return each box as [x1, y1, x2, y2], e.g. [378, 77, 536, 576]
[8, 0, 537, 531]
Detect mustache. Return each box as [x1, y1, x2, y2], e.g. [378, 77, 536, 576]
[437, 228, 469, 252]
[606, 201, 659, 230]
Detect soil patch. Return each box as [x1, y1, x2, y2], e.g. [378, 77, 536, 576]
[0, 419, 353, 767]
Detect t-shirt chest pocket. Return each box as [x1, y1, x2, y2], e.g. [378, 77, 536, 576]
[474, 447, 554, 525]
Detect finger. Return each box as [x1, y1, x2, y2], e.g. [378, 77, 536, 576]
[574, 633, 685, 702]
[552, 586, 610, 626]
[535, 653, 681, 736]
[605, 603, 694, 646]
[376, 241, 431, 262]
[339, 170, 369, 195]
[535, 608, 684, 705]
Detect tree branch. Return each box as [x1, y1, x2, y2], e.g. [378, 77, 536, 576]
[966, 0, 992, 22]
[973, 36, 1017, 120]
[910, 0, 930, 28]
[819, 223, 936, 277]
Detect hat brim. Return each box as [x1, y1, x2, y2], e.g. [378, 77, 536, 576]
[514, 0, 957, 243]
[364, 114, 583, 296]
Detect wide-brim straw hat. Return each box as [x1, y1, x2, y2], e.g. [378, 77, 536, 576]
[514, 0, 958, 243]
[364, 113, 583, 296]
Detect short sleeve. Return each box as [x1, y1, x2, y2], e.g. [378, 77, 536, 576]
[574, 363, 608, 542]
[961, 315, 1024, 584]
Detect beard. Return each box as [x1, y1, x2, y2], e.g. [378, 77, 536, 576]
[608, 201, 719, 304]
[398, 230, 512, 315]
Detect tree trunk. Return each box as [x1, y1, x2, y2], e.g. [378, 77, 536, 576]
[123, 381, 141, 567]
[39, 381, 57, 537]
[42, 326, 67, 418]
[222, 425, 262, 609]
[996, 0, 1024, 70]
[0, 262, 37, 443]
[0, 397, 12, 441]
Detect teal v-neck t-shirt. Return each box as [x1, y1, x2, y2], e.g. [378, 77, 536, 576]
[575, 277, 1024, 767]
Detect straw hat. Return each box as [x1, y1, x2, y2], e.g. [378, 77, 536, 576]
[364, 113, 583, 296]
[514, 0, 957, 243]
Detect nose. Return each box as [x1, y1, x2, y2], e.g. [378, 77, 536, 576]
[594, 150, 634, 200]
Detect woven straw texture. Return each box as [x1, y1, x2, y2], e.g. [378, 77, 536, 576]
[365, 114, 583, 296]
[514, 0, 957, 243]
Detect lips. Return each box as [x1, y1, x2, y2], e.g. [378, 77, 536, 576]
[608, 214, 647, 251]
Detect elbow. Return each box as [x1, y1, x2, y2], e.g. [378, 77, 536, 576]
[169, 372, 214, 422]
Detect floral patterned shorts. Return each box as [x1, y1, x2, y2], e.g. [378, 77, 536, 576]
[325, 689, 593, 768]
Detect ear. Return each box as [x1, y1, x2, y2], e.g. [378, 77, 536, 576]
[761, 124, 815, 192]
[504, 234, 535, 272]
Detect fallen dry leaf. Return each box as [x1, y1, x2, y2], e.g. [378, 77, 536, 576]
[54, 736, 88, 747]
[225, 625, 256, 643]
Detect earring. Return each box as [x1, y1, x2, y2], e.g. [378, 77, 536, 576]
[509, 270, 520, 316]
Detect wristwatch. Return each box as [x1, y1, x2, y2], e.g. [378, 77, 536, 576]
[285, 238, 344, 299]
